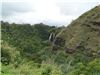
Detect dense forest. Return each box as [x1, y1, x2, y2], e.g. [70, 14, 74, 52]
[1, 5, 100, 75]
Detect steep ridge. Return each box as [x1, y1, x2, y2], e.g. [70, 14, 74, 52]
[53, 5, 100, 56]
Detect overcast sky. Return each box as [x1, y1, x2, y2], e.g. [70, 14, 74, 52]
[1, 0, 100, 26]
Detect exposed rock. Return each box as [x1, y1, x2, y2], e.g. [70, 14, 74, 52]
[65, 47, 75, 54]
[52, 37, 65, 51]
[53, 37, 65, 47]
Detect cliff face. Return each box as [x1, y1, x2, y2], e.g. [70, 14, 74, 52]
[53, 5, 100, 55]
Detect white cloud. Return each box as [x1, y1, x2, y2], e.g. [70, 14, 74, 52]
[1, 0, 100, 26]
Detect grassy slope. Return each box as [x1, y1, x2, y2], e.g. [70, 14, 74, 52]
[55, 5, 100, 56]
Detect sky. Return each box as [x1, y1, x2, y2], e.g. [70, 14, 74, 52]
[1, 0, 100, 26]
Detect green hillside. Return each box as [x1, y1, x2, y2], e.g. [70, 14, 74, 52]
[54, 5, 100, 56]
[1, 5, 100, 75]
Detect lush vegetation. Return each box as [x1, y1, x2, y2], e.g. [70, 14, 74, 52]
[1, 5, 100, 75]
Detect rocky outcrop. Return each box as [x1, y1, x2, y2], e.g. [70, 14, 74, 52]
[52, 37, 65, 51]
